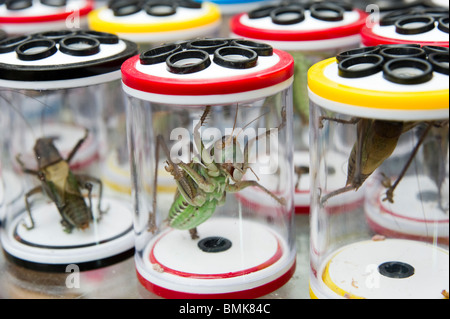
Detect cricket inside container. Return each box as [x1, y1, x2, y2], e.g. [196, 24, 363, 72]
[230, 1, 367, 213]
[308, 45, 449, 299]
[0, 30, 138, 272]
[122, 39, 296, 298]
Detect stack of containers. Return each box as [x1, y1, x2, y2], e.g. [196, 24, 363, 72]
[0, 0, 94, 35]
[0, 31, 138, 272]
[87, 0, 222, 51]
[121, 38, 297, 298]
[230, 0, 367, 213]
[308, 17, 449, 298]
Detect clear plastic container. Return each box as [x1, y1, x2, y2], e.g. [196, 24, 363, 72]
[0, 30, 137, 272]
[88, 0, 222, 51]
[361, 5, 449, 47]
[122, 38, 297, 298]
[0, 0, 94, 35]
[230, 1, 367, 213]
[308, 44, 449, 299]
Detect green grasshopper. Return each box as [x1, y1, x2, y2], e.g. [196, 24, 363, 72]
[319, 116, 449, 206]
[16, 128, 108, 233]
[150, 105, 287, 239]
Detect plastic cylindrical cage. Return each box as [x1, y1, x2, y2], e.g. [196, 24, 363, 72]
[87, 0, 222, 51]
[122, 39, 296, 298]
[0, 30, 138, 272]
[0, 0, 94, 35]
[308, 45, 449, 299]
[230, 1, 367, 213]
[361, 4, 449, 47]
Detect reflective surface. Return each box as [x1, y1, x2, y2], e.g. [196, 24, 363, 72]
[0, 214, 309, 299]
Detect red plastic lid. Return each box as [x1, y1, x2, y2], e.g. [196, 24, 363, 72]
[230, 9, 367, 42]
[0, 0, 93, 24]
[361, 12, 449, 47]
[121, 42, 294, 104]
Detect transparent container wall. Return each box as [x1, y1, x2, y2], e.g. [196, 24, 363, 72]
[309, 100, 449, 299]
[127, 89, 296, 297]
[289, 45, 360, 209]
[290, 46, 359, 151]
[0, 81, 134, 271]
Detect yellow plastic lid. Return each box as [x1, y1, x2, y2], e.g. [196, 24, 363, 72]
[308, 56, 448, 121]
[88, 2, 221, 41]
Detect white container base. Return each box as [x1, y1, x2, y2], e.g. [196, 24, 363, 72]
[365, 175, 449, 245]
[136, 217, 296, 298]
[1, 196, 134, 272]
[310, 239, 449, 299]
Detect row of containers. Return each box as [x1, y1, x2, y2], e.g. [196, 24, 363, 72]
[0, 0, 448, 299]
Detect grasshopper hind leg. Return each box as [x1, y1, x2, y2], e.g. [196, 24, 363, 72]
[189, 228, 199, 240]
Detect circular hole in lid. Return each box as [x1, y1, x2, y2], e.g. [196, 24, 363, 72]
[395, 15, 436, 35]
[380, 46, 427, 61]
[198, 236, 232, 253]
[325, 0, 353, 11]
[373, 0, 424, 12]
[231, 39, 273, 56]
[438, 16, 449, 33]
[338, 54, 384, 78]
[145, 2, 177, 17]
[383, 57, 433, 84]
[378, 261, 415, 279]
[40, 0, 67, 7]
[6, 0, 32, 10]
[213, 46, 258, 69]
[140, 43, 182, 65]
[59, 36, 101, 56]
[419, 8, 449, 20]
[310, 3, 345, 22]
[186, 39, 229, 54]
[111, 0, 141, 16]
[35, 30, 77, 43]
[0, 35, 32, 53]
[79, 31, 119, 44]
[336, 46, 380, 62]
[379, 9, 416, 26]
[281, 0, 315, 9]
[177, 0, 201, 9]
[271, 6, 305, 25]
[248, 5, 277, 19]
[166, 49, 211, 74]
[428, 52, 449, 75]
[423, 45, 449, 54]
[16, 39, 57, 61]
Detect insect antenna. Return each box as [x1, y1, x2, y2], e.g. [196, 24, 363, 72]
[0, 89, 55, 140]
[225, 104, 239, 146]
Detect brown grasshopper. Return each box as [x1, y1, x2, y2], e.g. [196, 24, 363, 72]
[319, 116, 449, 206]
[16, 128, 108, 233]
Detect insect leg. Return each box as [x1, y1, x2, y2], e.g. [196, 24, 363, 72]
[320, 119, 367, 205]
[227, 180, 285, 205]
[383, 122, 434, 203]
[15, 154, 39, 176]
[193, 106, 219, 176]
[294, 166, 309, 190]
[318, 116, 359, 129]
[66, 128, 89, 164]
[22, 186, 43, 230]
[74, 174, 108, 217]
